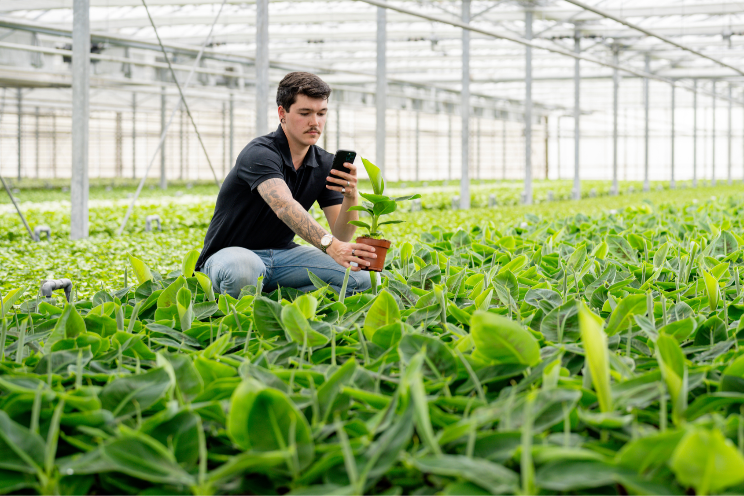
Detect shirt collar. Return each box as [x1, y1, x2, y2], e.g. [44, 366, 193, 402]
[273, 124, 319, 170]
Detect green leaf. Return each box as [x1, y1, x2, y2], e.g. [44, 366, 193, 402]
[195, 272, 215, 302]
[347, 205, 373, 214]
[157, 276, 186, 309]
[253, 296, 285, 339]
[540, 300, 579, 343]
[470, 311, 540, 366]
[359, 192, 390, 203]
[348, 220, 371, 230]
[616, 429, 686, 474]
[317, 358, 356, 423]
[669, 428, 744, 495]
[363, 290, 401, 341]
[294, 294, 318, 320]
[653, 242, 670, 268]
[391, 194, 422, 202]
[378, 220, 405, 226]
[721, 354, 744, 393]
[361, 157, 384, 195]
[403, 352, 441, 456]
[412, 455, 518, 495]
[606, 235, 638, 264]
[567, 244, 587, 271]
[658, 318, 696, 342]
[656, 334, 687, 425]
[281, 305, 329, 347]
[181, 249, 200, 278]
[398, 333, 457, 380]
[162, 352, 203, 402]
[101, 429, 194, 486]
[579, 303, 612, 413]
[44, 303, 86, 353]
[605, 294, 647, 336]
[702, 269, 719, 311]
[176, 286, 194, 331]
[228, 378, 314, 469]
[127, 253, 153, 284]
[1, 287, 27, 317]
[100, 367, 173, 418]
[0, 410, 45, 473]
[373, 200, 397, 216]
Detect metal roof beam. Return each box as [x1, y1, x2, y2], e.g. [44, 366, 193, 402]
[564, 0, 744, 78]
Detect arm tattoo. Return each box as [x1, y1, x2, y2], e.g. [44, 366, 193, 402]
[257, 178, 327, 248]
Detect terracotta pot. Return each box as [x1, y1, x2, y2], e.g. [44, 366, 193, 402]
[355, 237, 391, 272]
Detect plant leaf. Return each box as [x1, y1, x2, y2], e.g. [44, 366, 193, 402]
[470, 311, 540, 366]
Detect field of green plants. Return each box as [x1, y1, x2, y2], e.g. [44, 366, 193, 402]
[3, 182, 744, 495]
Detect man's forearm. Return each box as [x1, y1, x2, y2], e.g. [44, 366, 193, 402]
[333, 196, 359, 241]
[257, 178, 328, 249]
[277, 200, 328, 249]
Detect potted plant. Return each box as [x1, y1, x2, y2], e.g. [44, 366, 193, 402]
[347, 158, 421, 272]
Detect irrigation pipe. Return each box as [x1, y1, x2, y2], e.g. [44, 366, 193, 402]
[117, 0, 225, 236]
[0, 88, 34, 241]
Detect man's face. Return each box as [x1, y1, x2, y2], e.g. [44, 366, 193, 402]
[279, 94, 328, 147]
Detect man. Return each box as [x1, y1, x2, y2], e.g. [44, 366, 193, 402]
[195, 72, 375, 298]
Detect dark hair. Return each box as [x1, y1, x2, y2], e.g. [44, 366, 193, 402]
[276, 72, 331, 111]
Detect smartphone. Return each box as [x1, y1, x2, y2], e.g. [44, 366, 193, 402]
[326, 149, 356, 187]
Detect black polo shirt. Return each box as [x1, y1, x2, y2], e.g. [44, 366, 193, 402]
[195, 125, 343, 271]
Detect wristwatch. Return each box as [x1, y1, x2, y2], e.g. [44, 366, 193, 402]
[320, 233, 334, 254]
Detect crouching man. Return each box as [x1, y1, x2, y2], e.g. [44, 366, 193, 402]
[195, 72, 374, 298]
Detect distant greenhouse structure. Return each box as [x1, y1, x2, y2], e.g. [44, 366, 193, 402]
[2, 0, 744, 237]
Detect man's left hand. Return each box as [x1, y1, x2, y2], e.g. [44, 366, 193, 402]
[326, 162, 357, 199]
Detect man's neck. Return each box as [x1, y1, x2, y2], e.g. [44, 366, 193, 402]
[282, 124, 311, 170]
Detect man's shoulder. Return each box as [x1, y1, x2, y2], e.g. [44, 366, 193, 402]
[237, 133, 283, 165]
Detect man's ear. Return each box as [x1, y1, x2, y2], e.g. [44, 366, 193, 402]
[278, 105, 287, 121]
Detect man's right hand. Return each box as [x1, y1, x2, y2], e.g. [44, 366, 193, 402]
[327, 239, 377, 271]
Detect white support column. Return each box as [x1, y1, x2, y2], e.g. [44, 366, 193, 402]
[460, 0, 471, 209]
[376, 6, 386, 175]
[17, 88, 22, 181]
[728, 84, 733, 185]
[502, 119, 507, 180]
[179, 108, 184, 180]
[612, 48, 619, 195]
[523, 9, 533, 205]
[693, 80, 698, 187]
[573, 29, 581, 200]
[52, 112, 57, 179]
[255, 0, 269, 136]
[448, 112, 453, 181]
[643, 54, 650, 192]
[222, 101, 227, 176]
[712, 80, 716, 186]
[670, 83, 676, 189]
[35, 106, 40, 179]
[132, 93, 137, 179]
[229, 93, 234, 170]
[556, 116, 561, 180]
[415, 109, 420, 181]
[160, 85, 167, 189]
[71, 0, 90, 240]
[476, 116, 481, 180]
[336, 103, 341, 151]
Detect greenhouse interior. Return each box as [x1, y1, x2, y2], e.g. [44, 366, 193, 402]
[3, 1, 744, 495]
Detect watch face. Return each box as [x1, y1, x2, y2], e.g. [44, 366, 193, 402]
[322, 235, 332, 247]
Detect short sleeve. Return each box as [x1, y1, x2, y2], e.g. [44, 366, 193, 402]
[316, 179, 344, 208]
[236, 142, 285, 191]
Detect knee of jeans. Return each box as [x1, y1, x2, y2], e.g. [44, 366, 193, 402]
[349, 270, 372, 294]
[218, 256, 266, 297]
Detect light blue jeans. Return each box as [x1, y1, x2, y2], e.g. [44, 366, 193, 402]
[202, 245, 372, 298]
